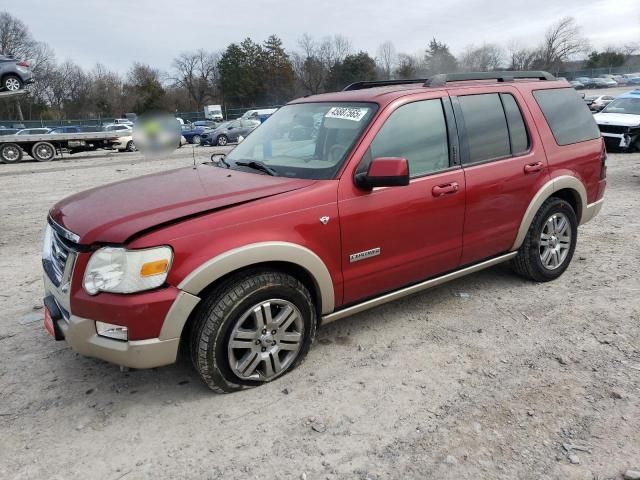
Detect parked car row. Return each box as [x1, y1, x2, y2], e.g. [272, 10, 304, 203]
[571, 73, 640, 89]
[179, 118, 262, 146]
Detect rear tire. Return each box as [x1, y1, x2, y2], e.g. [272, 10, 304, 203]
[31, 142, 55, 162]
[125, 140, 136, 152]
[0, 143, 23, 163]
[2, 74, 22, 91]
[512, 197, 578, 282]
[190, 270, 317, 393]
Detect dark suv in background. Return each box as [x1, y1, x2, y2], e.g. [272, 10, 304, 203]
[0, 54, 34, 91]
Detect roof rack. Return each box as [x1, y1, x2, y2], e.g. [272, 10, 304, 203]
[424, 71, 556, 87]
[342, 78, 427, 91]
[342, 71, 556, 91]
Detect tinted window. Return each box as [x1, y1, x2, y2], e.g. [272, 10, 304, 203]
[369, 99, 449, 177]
[501, 93, 529, 155]
[459, 93, 510, 163]
[533, 88, 600, 145]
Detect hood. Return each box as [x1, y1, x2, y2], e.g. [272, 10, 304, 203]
[50, 166, 315, 244]
[594, 112, 640, 127]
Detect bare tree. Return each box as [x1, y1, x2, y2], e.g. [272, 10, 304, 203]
[292, 52, 325, 95]
[376, 41, 397, 79]
[622, 42, 639, 57]
[394, 53, 419, 78]
[536, 17, 589, 72]
[293, 34, 352, 95]
[506, 40, 537, 70]
[458, 43, 504, 71]
[0, 11, 38, 58]
[171, 50, 220, 111]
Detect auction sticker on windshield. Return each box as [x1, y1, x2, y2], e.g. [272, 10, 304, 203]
[325, 106, 369, 122]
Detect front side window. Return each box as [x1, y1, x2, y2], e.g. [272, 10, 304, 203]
[225, 102, 377, 180]
[458, 93, 511, 163]
[369, 99, 449, 177]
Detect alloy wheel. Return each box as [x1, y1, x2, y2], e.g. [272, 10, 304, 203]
[227, 299, 304, 382]
[5, 77, 20, 91]
[539, 212, 572, 270]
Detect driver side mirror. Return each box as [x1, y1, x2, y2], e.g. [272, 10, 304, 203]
[354, 157, 410, 190]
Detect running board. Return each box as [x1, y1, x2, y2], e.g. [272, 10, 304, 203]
[321, 252, 518, 324]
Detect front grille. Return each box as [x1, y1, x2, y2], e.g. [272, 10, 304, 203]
[598, 124, 628, 135]
[43, 222, 78, 287]
[50, 230, 69, 283]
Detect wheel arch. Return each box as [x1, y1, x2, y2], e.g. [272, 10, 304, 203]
[511, 175, 587, 251]
[178, 241, 335, 313]
[159, 242, 335, 342]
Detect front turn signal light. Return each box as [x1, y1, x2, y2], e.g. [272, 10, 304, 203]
[140, 259, 170, 277]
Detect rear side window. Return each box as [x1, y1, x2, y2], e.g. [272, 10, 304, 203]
[533, 88, 600, 145]
[370, 99, 449, 177]
[458, 93, 510, 163]
[501, 93, 529, 155]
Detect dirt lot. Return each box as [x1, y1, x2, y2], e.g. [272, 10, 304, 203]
[0, 148, 639, 480]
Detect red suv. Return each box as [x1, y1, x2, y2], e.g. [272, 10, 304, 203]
[42, 71, 606, 392]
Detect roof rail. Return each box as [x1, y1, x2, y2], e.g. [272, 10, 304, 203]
[424, 71, 556, 87]
[342, 78, 427, 91]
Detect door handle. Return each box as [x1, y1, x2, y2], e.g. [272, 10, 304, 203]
[432, 182, 459, 197]
[524, 161, 543, 174]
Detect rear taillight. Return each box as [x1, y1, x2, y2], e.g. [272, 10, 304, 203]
[600, 146, 607, 180]
[17, 61, 29, 67]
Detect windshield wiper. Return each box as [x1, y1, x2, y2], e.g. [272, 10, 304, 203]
[234, 160, 278, 176]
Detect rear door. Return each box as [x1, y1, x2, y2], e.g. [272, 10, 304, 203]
[338, 95, 466, 304]
[450, 87, 550, 264]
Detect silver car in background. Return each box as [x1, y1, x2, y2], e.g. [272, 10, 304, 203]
[0, 54, 34, 91]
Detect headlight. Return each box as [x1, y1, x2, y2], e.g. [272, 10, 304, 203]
[83, 246, 173, 295]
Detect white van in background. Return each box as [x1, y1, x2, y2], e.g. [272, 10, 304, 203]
[204, 105, 224, 121]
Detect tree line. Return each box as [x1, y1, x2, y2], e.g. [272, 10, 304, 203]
[0, 11, 638, 122]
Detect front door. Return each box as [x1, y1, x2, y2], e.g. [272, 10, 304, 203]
[338, 97, 466, 305]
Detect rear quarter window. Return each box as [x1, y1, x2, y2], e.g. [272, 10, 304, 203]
[533, 88, 600, 146]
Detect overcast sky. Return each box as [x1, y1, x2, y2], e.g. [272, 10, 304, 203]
[5, 0, 640, 73]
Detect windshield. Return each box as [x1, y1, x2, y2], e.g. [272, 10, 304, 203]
[601, 98, 640, 115]
[225, 102, 377, 180]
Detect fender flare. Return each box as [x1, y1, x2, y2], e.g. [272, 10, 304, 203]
[510, 175, 587, 251]
[178, 241, 335, 314]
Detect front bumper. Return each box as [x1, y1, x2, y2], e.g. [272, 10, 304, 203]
[42, 221, 200, 368]
[601, 132, 636, 150]
[44, 271, 182, 368]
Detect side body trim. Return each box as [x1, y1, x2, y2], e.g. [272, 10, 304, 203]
[322, 252, 517, 324]
[178, 242, 335, 314]
[510, 175, 588, 251]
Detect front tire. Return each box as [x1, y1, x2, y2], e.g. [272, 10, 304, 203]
[512, 197, 578, 282]
[190, 270, 317, 393]
[125, 140, 136, 152]
[191, 134, 201, 145]
[216, 134, 228, 146]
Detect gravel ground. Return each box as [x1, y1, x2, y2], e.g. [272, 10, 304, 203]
[0, 148, 639, 480]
